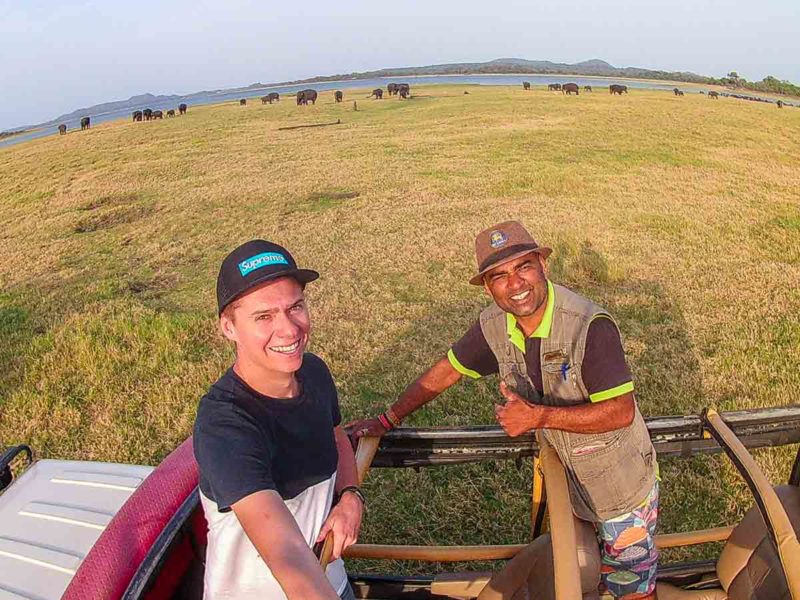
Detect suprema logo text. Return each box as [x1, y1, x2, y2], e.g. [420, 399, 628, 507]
[238, 252, 289, 276]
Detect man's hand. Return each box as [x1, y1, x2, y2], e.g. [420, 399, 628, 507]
[315, 492, 363, 560]
[495, 382, 543, 437]
[345, 417, 388, 440]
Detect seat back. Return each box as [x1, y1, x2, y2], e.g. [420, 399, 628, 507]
[718, 485, 800, 600]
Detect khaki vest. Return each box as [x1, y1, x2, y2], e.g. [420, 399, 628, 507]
[479, 283, 656, 522]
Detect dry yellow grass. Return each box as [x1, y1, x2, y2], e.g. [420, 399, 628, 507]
[1, 85, 799, 570]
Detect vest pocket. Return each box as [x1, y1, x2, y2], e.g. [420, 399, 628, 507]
[563, 425, 651, 519]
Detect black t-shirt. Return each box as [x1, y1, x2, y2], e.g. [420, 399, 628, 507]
[193, 353, 342, 512]
[450, 316, 632, 402]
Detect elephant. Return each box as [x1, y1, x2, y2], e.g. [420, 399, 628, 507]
[262, 93, 280, 104]
[152, 110, 163, 119]
[239, 98, 247, 105]
[708, 91, 719, 99]
[132, 111, 143, 122]
[777, 100, 784, 108]
[334, 90, 343, 102]
[397, 83, 410, 98]
[548, 83, 562, 91]
[523, 81, 531, 90]
[58, 124, 67, 135]
[609, 84, 628, 95]
[143, 108, 153, 121]
[178, 103, 187, 115]
[368, 88, 383, 99]
[80, 116, 90, 130]
[387, 82, 399, 96]
[296, 89, 318, 105]
[584, 86, 592, 92]
[167, 109, 175, 117]
[562, 83, 579, 95]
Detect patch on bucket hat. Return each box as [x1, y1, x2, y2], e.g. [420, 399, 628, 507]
[489, 230, 508, 248]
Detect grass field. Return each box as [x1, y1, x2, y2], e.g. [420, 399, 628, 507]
[1, 85, 799, 572]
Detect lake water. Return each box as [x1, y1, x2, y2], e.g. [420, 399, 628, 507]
[0, 74, 786, 150]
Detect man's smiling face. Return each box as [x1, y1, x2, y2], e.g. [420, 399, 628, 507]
[221, 276, 310, 376]
[483, 252, 548, 318]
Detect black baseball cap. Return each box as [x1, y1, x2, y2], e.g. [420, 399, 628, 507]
[216, 240, 319, 315]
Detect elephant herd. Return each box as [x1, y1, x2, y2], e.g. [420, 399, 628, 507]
[60, 78, 789, 139]
[364, 83, 411, 99]
[57, 82, 415, 136]
[132, 104, 187, 123]
[522, 82, 622, 95]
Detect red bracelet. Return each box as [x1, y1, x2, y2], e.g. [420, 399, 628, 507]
[385, 407, 403, 427]
[377, 413, 393, 431]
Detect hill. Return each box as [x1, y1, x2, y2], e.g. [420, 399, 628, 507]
[264, 56, 717, 87]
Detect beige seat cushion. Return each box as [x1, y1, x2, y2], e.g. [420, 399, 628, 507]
[717, 485, 800, 600]
[656, 583, 727, 600]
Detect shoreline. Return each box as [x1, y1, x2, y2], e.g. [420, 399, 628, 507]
[0, 128, 32, 140]
[237, 71, 798, 101]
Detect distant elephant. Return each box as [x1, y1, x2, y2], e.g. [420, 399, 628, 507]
[143, 108, 153, 121]
[132, 110, 143, 122]
[673, 87, 680, 96]
[239, 98, 247, 106]
[80, 116, 90, 130]
[584, 86, 592, 92]
[777, 100, 784, 108]
[368, 88, 383, 99]
[523, 81, 531, 90]
[562, 83, 579, 95]
[548, 83, 561, 91]
[609, 84, 628, 95]
[387, 83, 399, 96]
[58, 124, 67, 135]
[179, 103, 187, 115]
[267, 92, 280, 103]
[334, 90, 343, 102]
[261, 95, 270, 104]
[708, 91, 719, 99]
[677, 90, 684, 96]
[296, 89, 318, 105]
[167, 109, 175, 117]
[397, 83, 410, 98]
[153, 110, 163, 119]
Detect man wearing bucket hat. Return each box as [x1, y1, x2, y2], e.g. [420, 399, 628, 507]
[193, 240, 363, 600]
[348, 222, 659, 599]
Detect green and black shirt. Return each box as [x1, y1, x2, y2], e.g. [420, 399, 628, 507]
[448, 281, 634, 403]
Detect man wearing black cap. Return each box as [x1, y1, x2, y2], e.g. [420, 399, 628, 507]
[348, 222, 659, 599]
[194, 240, 363, 600]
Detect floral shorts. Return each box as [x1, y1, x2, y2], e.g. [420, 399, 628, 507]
[597, 481, 659, 599]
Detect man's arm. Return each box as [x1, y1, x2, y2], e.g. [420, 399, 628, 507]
[346, 357, 462, 438]
[232, 491, 339, 600]
[494, 382, 636, 437]
[315, 427, 364, 559]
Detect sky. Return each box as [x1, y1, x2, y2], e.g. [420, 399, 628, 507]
[1, 0, 798, 131]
